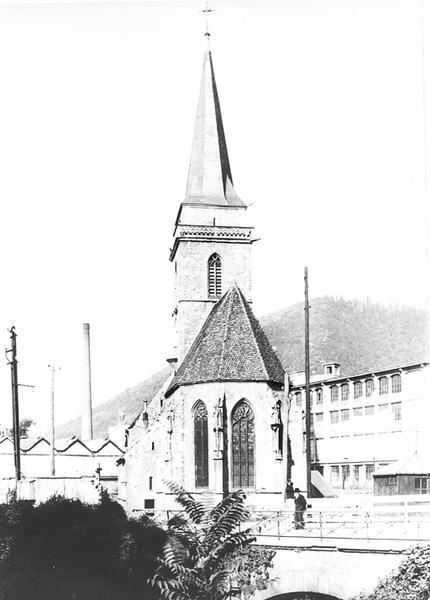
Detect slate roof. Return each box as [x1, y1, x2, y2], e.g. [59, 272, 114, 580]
[184, 49, 245, 207]
[166, 283, 285, 396]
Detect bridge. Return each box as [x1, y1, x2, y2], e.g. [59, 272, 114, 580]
[250, 505, 430, 600]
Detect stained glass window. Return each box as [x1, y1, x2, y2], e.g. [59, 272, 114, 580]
[208, 253, 222, 298]
[194, 401, 208, 487]
[232, 401, 255, 488]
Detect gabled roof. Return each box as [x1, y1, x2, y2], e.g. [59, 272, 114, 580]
[375, 453, 430, 476]
[184, 48, 244, 208]
[166, 284, 285, 396]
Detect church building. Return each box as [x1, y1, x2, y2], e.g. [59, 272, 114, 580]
[124, 44, 291, 512]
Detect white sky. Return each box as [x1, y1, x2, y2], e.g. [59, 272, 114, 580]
[0, 0, 428, 434]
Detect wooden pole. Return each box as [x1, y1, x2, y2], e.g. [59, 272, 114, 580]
[9, 327, 21, 482]
[49, 365, 56, 476]
[304, 267, 312, 498]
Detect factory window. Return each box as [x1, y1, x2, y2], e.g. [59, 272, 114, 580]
[295, 391, 302, 407]
[365, 405, 374, 416]
[232, 400, 255, 488]
[366, 464, 375, 481]
[353, 407, 363, 417]
[391, 374, 402, 394]
[365, 378, 374, 397]
[315, 412, 323, 423]
[354, 465, 361, 484]
[330, 410, 339, 424]
[330, 386, 339, 403]
[208, 253, 222, 298]
[194, 401, 209, 487]
[316, 388, 323, 404]
[379, 376, 388, 395]
[341, 383, 350, 402]
[414, 477, 429, 495]
[331, 465, 340, 485]
[354, 381, 363, 399]
[392, 402, 402, 421]
[341, 409, 350, 422]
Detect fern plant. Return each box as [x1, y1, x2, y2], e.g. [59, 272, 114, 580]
[148, 483, 256, 600]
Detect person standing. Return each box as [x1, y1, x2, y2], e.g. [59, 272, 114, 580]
[294, 488, 307, 529]
[284, 479, 294, 500]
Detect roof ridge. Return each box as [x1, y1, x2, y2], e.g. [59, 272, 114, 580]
[216, 289, 235, 379]
[235, 286, 270, 380]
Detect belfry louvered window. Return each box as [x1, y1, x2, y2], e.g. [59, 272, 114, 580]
[232, 401, 255, 488]
[194, 401, 209, 487]
[208, 253, 222, 298]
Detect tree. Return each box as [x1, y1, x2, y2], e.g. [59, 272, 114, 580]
[8, 417, 35, 439]
[149, 482, 276, 600]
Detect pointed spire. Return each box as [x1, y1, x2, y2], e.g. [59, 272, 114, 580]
[184, 49, 245, 207]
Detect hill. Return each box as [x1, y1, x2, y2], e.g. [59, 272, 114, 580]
[57, 297, 429, 439]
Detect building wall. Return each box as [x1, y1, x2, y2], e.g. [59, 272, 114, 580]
[289, 364, 430, 494]
[125, 379, 287, 513]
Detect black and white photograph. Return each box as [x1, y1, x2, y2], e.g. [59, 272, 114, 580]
[0, 1, 429, 599]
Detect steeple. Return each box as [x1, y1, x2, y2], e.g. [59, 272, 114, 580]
[184, 48, 244, 207]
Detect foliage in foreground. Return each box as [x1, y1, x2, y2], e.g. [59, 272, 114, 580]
[0, 491, 166, 600]
[354, 544, 430, 600]
[149, 482, 276, 600]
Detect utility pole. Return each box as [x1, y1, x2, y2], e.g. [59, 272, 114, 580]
[304, 267, 312, 498]
[6, 327, 21, 482]
[48, 365, 59, 476]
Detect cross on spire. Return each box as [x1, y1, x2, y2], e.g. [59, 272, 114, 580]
[200, 2, 215, 39]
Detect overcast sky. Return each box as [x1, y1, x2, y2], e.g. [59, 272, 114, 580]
[0, 0, 428, 434]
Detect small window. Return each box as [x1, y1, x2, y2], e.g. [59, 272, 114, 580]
[341, 383, 350, 402]
[151, 442, 155, 451]
[392, 402, 402, 421]
[331, 465, 340, 484]
[144, 499, 155, 509]
[315, 412, 323, 422]
[354, 465, 361, 484]
[327, 366, 333, 374]
[331, 386, 339, 403]
[379, 376, 388, 395]
[208, 253, 222, 298]
[310, 390, 314, 407]
[379, 403, 389, 412]
[330, 410, 339, 424]
[353, 407, 363, 417]
[342, 464, 350, 481]
[365, 405, 374, 416]
[366, 464, 375, 481]
[295, 391, 302, 407]
[149, 476, 153, 490]
[414, 477, 429, 494]
[391, 374, 401, 394]
[365, 378, 374, 397]
[341, 408, 350, 422]
[316, 388, 323, 404]
[353, 381, 363, 399]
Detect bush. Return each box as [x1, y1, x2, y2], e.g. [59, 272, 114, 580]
[0, 492, 166, 600]
[354, 544, 430, 600]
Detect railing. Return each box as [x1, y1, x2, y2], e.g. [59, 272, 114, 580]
[250, 509, 430, 543]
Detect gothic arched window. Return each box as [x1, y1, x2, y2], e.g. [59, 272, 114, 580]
[232, 401, 255, 488]
[208, 253, 222, 298]
[193, 401, 208, 487]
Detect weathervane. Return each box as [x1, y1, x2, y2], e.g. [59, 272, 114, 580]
[200, 2, 215, 40]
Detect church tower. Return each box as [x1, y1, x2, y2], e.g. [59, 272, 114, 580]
[170, 45, 256, 362]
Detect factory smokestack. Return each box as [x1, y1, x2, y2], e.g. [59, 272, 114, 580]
[81, 323, 93, 440]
